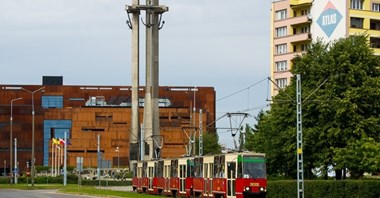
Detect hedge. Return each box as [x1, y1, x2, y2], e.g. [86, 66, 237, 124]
[0, 174, 131, 186]
[267, 180, 380, 198]
[1, 176, 379, 197]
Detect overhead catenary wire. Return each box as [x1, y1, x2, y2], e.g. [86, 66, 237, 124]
[216, 77, 267, 102]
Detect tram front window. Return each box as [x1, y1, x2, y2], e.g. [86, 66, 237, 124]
[242, 156, 266, 179]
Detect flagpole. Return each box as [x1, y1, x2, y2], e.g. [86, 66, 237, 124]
[59, 144, 62, 174]
[64, 131, 67, 186]
[54, 141, 56, 176]
[56, 144, 59, 176]
[51, 139, 54, 176]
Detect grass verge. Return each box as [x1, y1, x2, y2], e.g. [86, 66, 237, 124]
[0, 184, 157, 198]
[60, 186, 157, 197]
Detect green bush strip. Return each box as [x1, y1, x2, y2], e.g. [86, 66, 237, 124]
[267, 180, 380, 198]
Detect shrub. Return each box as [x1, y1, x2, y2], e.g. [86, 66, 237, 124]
[267, 180, 380, 198]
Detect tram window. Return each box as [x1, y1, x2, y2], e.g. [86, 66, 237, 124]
[214, 156, 220, 177]
[171, 160, 178, 177]
[194, 158, 203, 178]
[132, 163, 137, 177]
[227, 162, 236, 179]
[242, 156, 266, 179]
[156, 161, 164, 178]
[180, 165, 186, 178]
[187, 159, 194, 177]
[209, 163, 214, 178]
[142, 162, 147, 177]
[220, 165, 225, 177]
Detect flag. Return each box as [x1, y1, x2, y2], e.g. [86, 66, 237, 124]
[52, 138, 59, 144]
[59, 138, 65, 145]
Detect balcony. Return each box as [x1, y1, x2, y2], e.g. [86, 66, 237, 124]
[290, 0, 313, 6]
[274, 33, 311, 45]
[274, 52, 301, 61]
[274, 15, 311, 27]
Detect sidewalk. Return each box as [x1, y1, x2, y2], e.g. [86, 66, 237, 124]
[96, 186, 133, 192]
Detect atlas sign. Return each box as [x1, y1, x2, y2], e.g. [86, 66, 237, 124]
[312, 0, 346, 42]
[316, 1, 343, 38]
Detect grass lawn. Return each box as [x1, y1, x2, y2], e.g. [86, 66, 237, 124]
[0, 184, 157, 197]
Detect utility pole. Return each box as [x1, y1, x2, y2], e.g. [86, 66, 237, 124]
[22, 87, 45, 187]
[97, 133, 100, 185]
[199, 109, 203, 156]
[296, 74, 304, 198]
[14, 138, 17, 184]
[10, 97, 22, 185]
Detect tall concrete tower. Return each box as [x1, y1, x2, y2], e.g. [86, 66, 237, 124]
[126, 0, 168, 162]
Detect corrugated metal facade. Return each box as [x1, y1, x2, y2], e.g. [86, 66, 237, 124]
[0, 84, 215, 172]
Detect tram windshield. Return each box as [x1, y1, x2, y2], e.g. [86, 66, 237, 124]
[238, 155, 266, 179]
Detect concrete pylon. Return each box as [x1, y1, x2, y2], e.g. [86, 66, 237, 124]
[145, 0, 162, 160]
[126, 0, 168, 161]
[151, 0, 161, 160]
[126, 0, 141, 163]
[143, 0, 153, 159]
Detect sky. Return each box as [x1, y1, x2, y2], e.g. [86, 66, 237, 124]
[0, 0, 272, 148]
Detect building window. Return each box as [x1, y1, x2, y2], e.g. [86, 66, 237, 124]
[301, 9, 310, 16]
[373, 3, 380, 11]
[275, 61, 287, 71]
[300, 26, 310, 33]
[301, 44, 309, 51]
[351, 0, 363, 10]
[276, 26, 287, 37]
[42, 96, 63, 108]
[370, 37, 380, 48]
[276, 9, 287, 20]
[350, 17, 364, 28]
[370, 19, 380, 30]
[276, 78, 288, 88]
[275, 44, 287, 54]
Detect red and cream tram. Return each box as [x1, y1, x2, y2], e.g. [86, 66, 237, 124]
[132, 152, 267, 198]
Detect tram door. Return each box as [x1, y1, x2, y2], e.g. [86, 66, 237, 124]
[179, 163, 186, 193]
[164, 159, 171, 193]
[148, 162, 155, 190]
[227, 162, 236, 198]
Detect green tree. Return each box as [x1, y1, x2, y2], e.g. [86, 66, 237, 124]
[334, 137, 380, 178]
[247, 35, 380, 179]
[195, 131, 221, 155]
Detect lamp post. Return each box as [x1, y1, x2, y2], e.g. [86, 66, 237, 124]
[22, 87, 44, 187]
[14, 138, 18, 184]
[10, 97, 22, 185]
[115, 147, 120, 169]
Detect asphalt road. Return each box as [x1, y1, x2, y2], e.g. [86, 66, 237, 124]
[0, 189, 98, 198]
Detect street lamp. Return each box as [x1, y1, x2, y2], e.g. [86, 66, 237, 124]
[22, 87, 45, 187]
[10, 97, 22, 185]
[115, 147, 120, 169]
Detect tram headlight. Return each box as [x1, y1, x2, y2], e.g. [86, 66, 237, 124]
[245, 186, 250, 191]
[259, 187, 266, 192]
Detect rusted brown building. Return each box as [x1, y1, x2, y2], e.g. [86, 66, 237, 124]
[0, 77, 215, 173]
